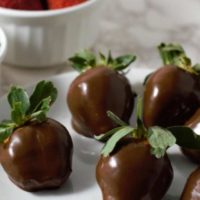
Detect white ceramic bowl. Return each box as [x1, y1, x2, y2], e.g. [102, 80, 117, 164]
[0, 0, 104, 68]
[0, 28, 7, 64]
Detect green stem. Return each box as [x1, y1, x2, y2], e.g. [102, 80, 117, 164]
[135, 97, 147, 138]
[158, 43, 197, 75]
[158, 43, 185, 65]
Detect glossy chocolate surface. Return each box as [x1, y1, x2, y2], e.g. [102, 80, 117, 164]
[143, 65, 200, 128]
[181, 167, 200, 200]
[96, 138, 173, 200]
[67, 66, 135, 137]
[0, 118, 73, 191]
[181, 108, 200, 164]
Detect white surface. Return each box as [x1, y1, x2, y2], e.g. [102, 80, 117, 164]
[0, 67, 197, 200]
[0, 0, 104, 67]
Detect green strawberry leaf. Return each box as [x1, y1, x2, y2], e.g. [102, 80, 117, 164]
[0, 80, 58, 143]
[40, 96, 51, 112]
[0, 120, 15, 127]
[158, 43, 185, 65]
[0, 126, 14, 143]
[29, 80, 57, 113]
[69, 49, 136, 72]
[107, 111, 127, 126]
[193, 63, 200, 74]
[107, 51, 114, 66]
[69, 50, 96, 72]
[8, 86, 30, 115]
[29, 96, 51, 122]
[101, 126, 134, 157]
[30, 111, 46, 122]
[148, 126, 176, 158]
[11, 102, 26, 125]
[95, 127, 123, 142]
[158, 43, 197, 75]
[0, 120, 16, 143]
[168, 126, 200, 149]
[113, 55, 136, 71]
[99, 52, 106, 61]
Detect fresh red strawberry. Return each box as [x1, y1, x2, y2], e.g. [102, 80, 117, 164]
[0, 0, 43, 10]
[40, 0, 48, 10]
[48, 0, 87, 9]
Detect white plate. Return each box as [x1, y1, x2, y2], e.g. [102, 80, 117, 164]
[0, 67, 197, 200]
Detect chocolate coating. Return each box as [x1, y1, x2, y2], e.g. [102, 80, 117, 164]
[96, 138, 173, 200]
[181, 108, 200, 164]
[143, 65, 200, 128]
[67, 66, 135, 137]
[0, 118, 73, 191]
[181, 167, 200, 200]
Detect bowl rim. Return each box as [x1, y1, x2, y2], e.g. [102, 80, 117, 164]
[0, 0, 100, 18]
[0, 28, 7, 63]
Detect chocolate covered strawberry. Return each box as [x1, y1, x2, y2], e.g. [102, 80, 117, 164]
[67, 50, 136, 137]
[48, 0, 86, 9]
[181, 167, 200, 200]
[96, 98, 200, 200]
[180, 108, 200, 164]
[0, 81, 73, 191]
[143, 43, 200, 128]
[0, 0, 43, 10]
